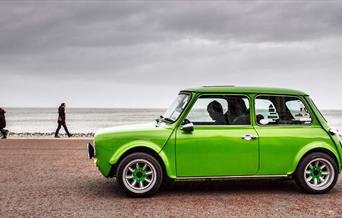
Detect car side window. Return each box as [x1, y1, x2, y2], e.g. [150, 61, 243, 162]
[186, 95, 250, 125]
[255, 95, 312, 126]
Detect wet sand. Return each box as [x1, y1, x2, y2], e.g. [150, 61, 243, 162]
[1, 139, 342, 217]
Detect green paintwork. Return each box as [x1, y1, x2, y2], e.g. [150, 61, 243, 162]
[176, 125, 259, 176]
[93, 86, 342, 180]
[184, 86, 308, 96]
[94, 122, 177, 178]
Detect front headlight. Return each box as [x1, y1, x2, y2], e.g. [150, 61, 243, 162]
[93, 139, 96, 156]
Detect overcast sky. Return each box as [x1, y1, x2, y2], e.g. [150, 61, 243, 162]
[1, 1, 342, 109]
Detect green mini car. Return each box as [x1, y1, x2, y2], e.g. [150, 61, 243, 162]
[88, 86, 342, 197]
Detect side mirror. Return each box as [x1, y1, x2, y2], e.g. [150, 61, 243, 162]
[181, 122, 194, 132]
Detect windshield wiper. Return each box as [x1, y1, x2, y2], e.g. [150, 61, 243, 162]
[163, 117, 174, 123]
[156, 115, 174, 123]
[156, 115, 165, 123]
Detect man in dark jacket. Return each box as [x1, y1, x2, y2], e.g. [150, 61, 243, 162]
[0, 108, 7, 139]
[55, 103, 72, 138]
[207, 101, 227, 125]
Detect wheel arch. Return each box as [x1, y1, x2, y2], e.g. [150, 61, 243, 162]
[290, 144, 341, 175]
[108, 143, 171, 179]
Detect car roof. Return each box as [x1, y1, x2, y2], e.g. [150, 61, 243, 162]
[182, 86, 308, 96]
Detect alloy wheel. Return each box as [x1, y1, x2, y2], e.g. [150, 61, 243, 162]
[304, 158, 335, 191]
[122, 159, 157, 194]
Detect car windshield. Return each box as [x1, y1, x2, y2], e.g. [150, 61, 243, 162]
[163, 93, 191, 122]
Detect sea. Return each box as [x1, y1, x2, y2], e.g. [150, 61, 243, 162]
[4, 108, 342, 133]
[5, 108, 165, 133]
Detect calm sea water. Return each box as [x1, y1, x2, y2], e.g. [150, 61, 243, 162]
[5, 108, 165, 133]
[4, 108, 342, 133]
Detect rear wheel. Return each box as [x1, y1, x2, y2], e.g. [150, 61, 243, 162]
[116, 152, 163, 197]
[295, 152, 338, 194]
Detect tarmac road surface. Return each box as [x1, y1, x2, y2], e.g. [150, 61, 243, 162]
[1, 139, 342, 217]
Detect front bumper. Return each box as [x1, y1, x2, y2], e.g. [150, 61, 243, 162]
[87, 143, 95, 159]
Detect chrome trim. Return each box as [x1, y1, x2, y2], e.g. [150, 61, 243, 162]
[181, 122, 194, 132]
[175, 174, 290, 181]
[242, 134, 258, 140]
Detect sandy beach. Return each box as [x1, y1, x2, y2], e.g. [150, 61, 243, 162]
[6, 132, 94, 138]
[1, 138, 342, 217]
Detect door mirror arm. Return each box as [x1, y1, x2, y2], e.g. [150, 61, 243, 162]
[182, 118, 191, 125]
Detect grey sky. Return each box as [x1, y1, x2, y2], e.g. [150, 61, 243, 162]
[1, 1, 342, 108]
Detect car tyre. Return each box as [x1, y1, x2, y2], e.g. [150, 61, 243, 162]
[116, 152, 163, 197]
[295, 152, 338, 194]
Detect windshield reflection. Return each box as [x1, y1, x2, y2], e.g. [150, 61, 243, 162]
[163, 93, 191, 122]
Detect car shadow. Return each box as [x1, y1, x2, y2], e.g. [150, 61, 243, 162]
[80, 177, 302, 198]
[158, 178, 301, 196]
[77, 177, 126, 198]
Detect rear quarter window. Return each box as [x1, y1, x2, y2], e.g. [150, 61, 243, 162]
[255, 95, 312, 126]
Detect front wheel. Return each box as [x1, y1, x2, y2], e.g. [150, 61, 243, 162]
[295, 152, 338, 194]
[116, 152, 163, 197]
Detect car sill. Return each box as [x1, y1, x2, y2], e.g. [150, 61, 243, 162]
[175, 175, 290, 181]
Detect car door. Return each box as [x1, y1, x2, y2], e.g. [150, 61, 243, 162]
[254, 95, 325, 175]
[175, 95, 259, 177]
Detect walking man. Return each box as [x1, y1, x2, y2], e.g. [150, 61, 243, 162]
[55, 103, 72, 138]
[0, 108, 7, 139]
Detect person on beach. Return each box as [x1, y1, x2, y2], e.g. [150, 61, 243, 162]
[55, 103, 72, 138]
[0, 108, 7, 139]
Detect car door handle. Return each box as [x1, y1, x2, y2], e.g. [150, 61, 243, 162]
[242, 134, 258, 141]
